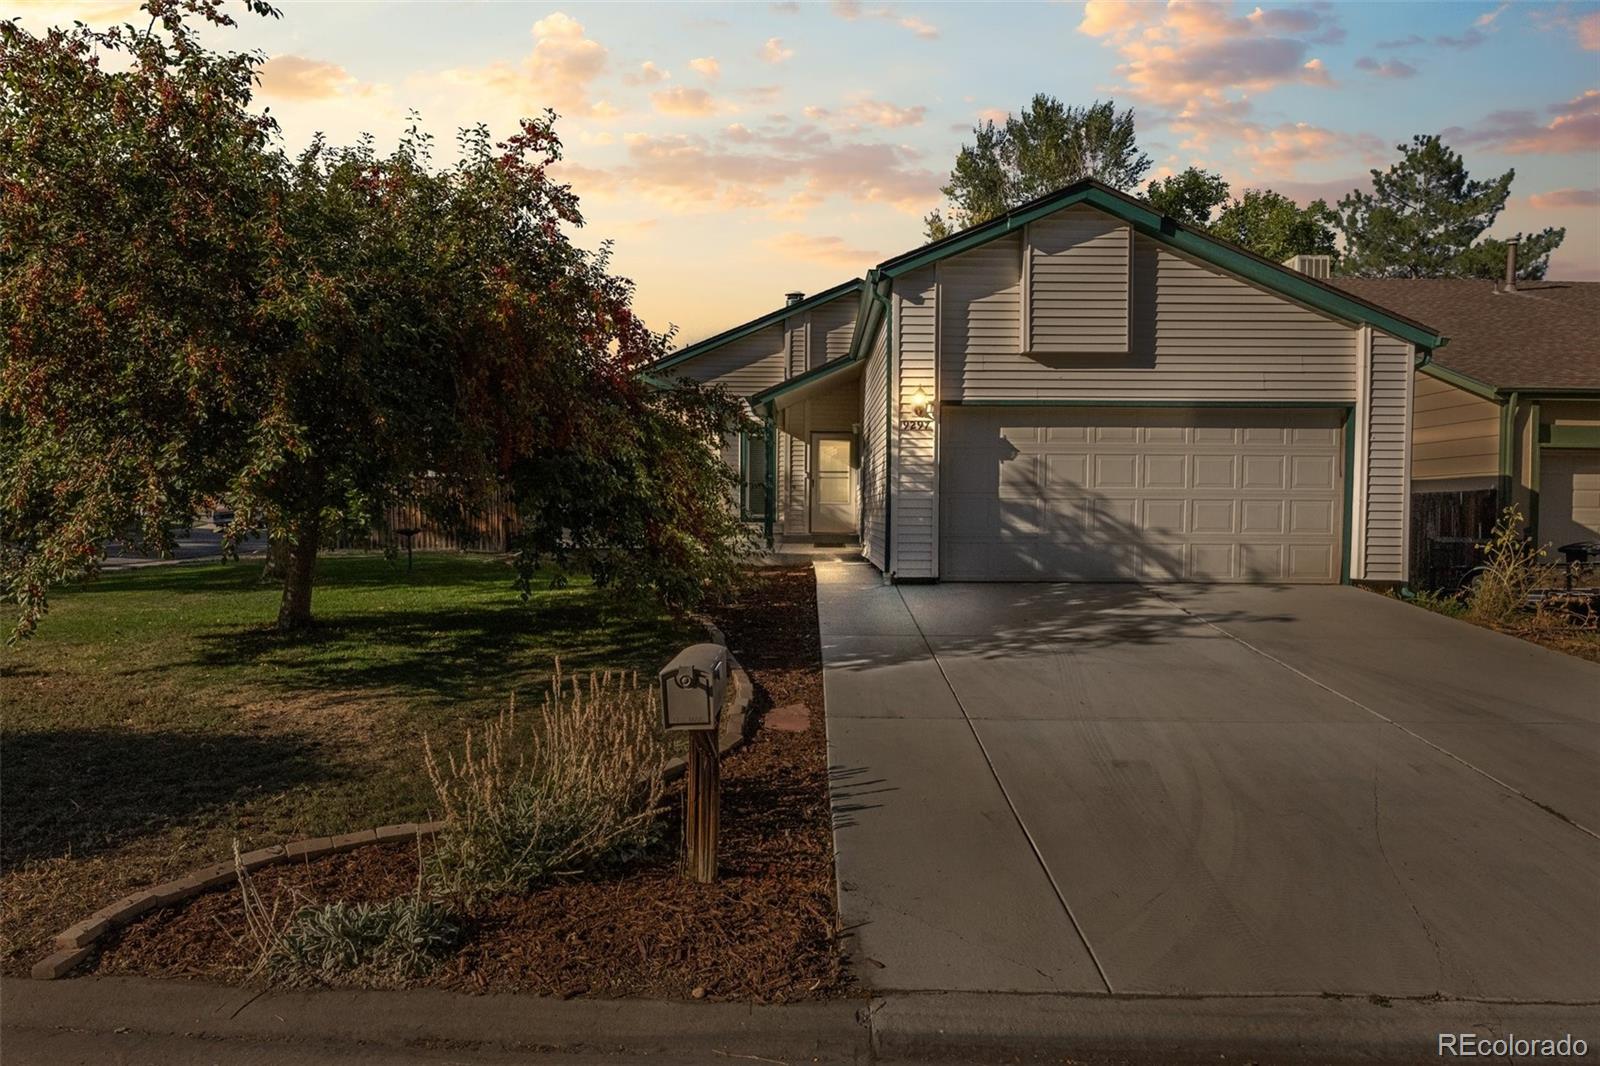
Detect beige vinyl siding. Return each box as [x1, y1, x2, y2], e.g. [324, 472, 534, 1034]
[1361, 331, 1412, 582]
[861, 324, 888, 568]
[1412, 372, 1500, 482]
[777, 374, 860, 537]
[668, 323, 786, 398]
[810, 294, 859, 367]
[895, 269, 938, 578]
[786, 318, 807, 378]
[1026, 207, 1131, 353]
[942, 232, 1358, 402]
[938, 233, 1021, 400]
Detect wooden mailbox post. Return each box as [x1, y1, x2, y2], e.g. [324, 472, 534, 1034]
[658, 644, 728, 884]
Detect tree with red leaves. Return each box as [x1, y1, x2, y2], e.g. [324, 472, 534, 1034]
[2, 1, 753, 638]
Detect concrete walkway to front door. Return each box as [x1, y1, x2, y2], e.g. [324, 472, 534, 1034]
[817, 562, 1600, 1000]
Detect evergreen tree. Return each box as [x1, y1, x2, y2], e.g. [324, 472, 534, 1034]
[1335, 135, 1564, 279]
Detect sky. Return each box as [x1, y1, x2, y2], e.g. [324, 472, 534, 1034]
[9, 0, 1599, 346]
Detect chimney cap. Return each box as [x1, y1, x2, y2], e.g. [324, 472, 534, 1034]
[784, 291, 805, 306]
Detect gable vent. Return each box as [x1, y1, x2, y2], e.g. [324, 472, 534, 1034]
[1282, 254, 1333, 279]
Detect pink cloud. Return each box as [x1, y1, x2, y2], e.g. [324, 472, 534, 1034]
[830, 0, 940, 39]
[434, 11, 614, 118]
[688, 56, 721, 80]
[760, 37, 794, 64]
[651, 86, 724, 117]
[841, 98, 927, 128]
[766, 231, 885, 269]
[1354, 56, 1418, 79]
[1448, 90, 1600, 154]
[1528, 187, 1600, 209]
[257, 55, 380, 100]
[552, 123, 939, 216]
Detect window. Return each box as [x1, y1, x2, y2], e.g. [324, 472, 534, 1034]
[740, 430, 769, 519]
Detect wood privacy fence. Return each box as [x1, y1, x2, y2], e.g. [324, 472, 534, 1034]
[333, 482, 519, 553]
[1409, 488, 1498, 591]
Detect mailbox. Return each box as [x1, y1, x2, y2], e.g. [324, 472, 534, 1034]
[658, 643, 729, 731]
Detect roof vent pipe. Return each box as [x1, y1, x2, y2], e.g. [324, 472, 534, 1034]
[1504, 238, 1519, 292]
[785, 291, 805, 306]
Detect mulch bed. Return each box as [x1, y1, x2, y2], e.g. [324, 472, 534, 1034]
[91, 566, 848, 1001]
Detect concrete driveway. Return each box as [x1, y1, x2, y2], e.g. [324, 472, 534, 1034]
[818, 562, 1600, 1001]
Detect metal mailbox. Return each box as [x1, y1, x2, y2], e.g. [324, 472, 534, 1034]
[658, 643, 729, 732]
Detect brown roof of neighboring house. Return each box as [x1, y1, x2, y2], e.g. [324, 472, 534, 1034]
[1329, 277, 1600, 392]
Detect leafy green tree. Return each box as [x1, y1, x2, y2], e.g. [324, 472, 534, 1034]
[1145, 167, 1231, 227]
[1, 1, 754, 638]
[1212, 189, 1339, 263]
[1, 0, 282, 639]
[1335, 135, 1564, 279]
[925, 96, 1152, 240]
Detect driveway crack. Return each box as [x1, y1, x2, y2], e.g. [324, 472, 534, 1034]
[1372, 771, 1448, 982]
[1151, 589, 1598, 843]
[897, 587, 1116, 995]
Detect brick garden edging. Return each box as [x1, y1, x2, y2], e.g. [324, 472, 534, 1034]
[33, 641, 755, 982]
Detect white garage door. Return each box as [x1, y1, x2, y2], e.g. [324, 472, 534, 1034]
[940, 406, 1345, 582]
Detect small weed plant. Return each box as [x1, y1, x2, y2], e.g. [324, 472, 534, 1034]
[232, 841, 458, 986]
[423, 661, 668, 897]
[273, 897, 460, 985]
[1410, 587, 1467, 618]
[1467, 507, 1552, 624]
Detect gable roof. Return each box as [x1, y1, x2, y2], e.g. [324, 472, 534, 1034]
[642, 278, 862, 376]
[1329, 278, 1600, 393]
[871, 179, 1446, 351]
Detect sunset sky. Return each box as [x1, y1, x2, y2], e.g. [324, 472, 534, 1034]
[10, 0, 1599, 346]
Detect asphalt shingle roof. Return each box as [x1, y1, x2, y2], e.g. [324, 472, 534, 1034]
[1329, 277, 1600, 391]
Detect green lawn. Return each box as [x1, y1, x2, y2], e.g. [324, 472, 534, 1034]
[0, 552, 699, 974]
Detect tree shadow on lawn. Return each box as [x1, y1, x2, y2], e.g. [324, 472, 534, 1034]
[184, 601, 691, 704]
[0, 728, 335, 868]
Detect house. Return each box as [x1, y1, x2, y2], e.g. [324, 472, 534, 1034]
[1331, 271, 1600, 584]
[649, 179, 1446, 585]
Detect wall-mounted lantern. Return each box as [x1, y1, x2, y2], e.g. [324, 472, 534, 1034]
[909, 386, 931, 419]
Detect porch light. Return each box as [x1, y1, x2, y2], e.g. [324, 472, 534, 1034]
[910, 386, 931, 418]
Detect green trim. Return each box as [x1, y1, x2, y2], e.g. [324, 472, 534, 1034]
[737, 429, 770, 523]
[763, 404, 776, 550]
[1509, 388, 1600, 399]
[643, 279, 862, 377]
[1497, 392, 1519, 511]
[943, 399, 1355, 409]
[1341, 409, 1355, 586]
[869, 273, 894, 576]
[1540, 424, 1600, 448]
[1528, 400, 1541, 547]
[875, 182, 1444, 350]
[1419, 361, 1501, 403]
[749, 350, 863, 407]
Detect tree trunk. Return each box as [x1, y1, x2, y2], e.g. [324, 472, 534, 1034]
[260, 535, 290, 584]
[276, 512, 321, 632]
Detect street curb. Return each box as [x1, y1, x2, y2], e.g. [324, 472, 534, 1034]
[1, 975, 869, 1062]
[35, 634, 755, 983]
[6, 977, 1595, 1065]
[866, 990, 1600, 1064]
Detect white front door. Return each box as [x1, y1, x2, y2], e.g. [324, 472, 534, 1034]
[810, 432, 856, 535]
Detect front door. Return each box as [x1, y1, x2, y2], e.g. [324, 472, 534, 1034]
[810, 432, 856, 535]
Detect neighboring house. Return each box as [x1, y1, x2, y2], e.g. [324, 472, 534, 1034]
[1331, 275, 1600, 584]
[649, 179, 1445, 585]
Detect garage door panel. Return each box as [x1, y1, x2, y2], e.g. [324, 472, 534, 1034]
[940, 406, 1343, 583]
[1142, 454, 1188, 489]
[1193, 455, 1238, 489]
[1240, 499, 1285, 534]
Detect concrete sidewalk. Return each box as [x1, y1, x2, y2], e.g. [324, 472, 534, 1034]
[5, 975, 1593, 1065]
